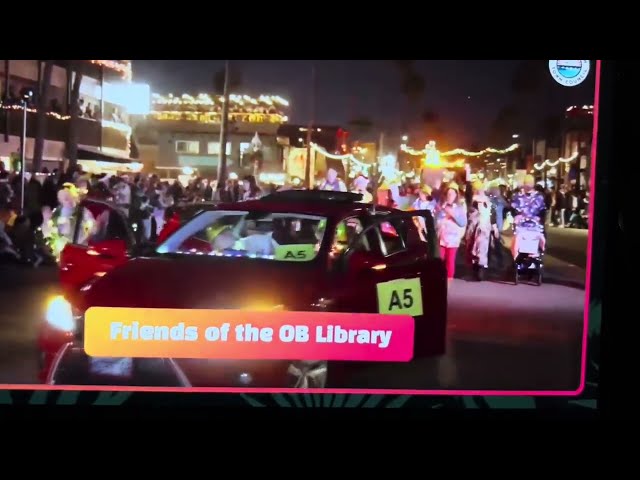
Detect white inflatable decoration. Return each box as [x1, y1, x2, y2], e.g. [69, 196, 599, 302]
[378, 154, 401, 206]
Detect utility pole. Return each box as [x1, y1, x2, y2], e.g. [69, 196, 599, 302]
[3, 60, 10, 142]
[373, 131, 384, 198]
[304, 63, 316, 189]
[217, 60, 231, 184]
[20, 96, 28, 213]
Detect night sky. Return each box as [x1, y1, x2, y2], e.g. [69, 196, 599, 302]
[133, 60, 596, 148]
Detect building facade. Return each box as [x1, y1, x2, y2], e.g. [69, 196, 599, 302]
[562, 105, 594, 190]
[1, 60, 139, 173]
[134, 93, 291, 180]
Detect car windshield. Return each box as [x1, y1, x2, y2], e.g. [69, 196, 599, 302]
[156, 210, 327, 262]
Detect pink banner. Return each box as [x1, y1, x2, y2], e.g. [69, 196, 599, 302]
[85, 308, 415, 362]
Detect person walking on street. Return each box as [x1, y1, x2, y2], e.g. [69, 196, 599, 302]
[511, 175, 545, 226]
[435, 182, 467, 287]
[465, 180, 496, 281]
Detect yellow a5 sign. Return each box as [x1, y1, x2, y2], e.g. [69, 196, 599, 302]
[274, 244, 316, 262]
[376, 278, 424, 317]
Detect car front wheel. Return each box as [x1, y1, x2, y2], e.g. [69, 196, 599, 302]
[287, 361, 328, 388]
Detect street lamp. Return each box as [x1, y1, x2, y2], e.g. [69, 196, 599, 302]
[512, 133, 519, 139]
[20, 89, 33, 213]
[401, 135, 408, 142]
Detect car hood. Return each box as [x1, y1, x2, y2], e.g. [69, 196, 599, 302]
[80, 255, 323, 310]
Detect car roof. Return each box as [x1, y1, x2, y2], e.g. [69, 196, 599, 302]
[217, 191, 392, 218]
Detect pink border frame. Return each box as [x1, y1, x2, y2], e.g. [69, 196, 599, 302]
[2, 61, 602, 397]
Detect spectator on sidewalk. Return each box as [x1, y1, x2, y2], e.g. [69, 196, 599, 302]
[554, 185, 568, 227]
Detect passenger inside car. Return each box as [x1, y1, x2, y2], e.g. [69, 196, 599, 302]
[170, 212, 327, 259]
[331, 218, 368, 255]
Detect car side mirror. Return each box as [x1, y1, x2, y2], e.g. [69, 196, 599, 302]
[88, 238, 128, 259]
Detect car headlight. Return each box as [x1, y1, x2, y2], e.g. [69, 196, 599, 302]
[45, 296, 81, 333]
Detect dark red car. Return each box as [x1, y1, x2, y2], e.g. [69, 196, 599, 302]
[40, 190, 447, 388]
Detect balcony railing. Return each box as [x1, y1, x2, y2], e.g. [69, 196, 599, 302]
[1, 104, 131, 154]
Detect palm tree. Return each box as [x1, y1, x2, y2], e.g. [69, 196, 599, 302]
[391, 60, 425, 128]
[32, 61, 54, 173]
[66, 61, 83, 173]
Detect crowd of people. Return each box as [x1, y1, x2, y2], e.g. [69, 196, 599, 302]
[371, 172, 589, 284]
[0, 161, 277, 266]
[0, 158, 590, 286]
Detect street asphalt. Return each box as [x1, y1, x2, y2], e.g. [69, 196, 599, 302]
[0, 242, 587, 390]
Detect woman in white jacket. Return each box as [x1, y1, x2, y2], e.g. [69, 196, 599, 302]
[434, 182, 467, 285]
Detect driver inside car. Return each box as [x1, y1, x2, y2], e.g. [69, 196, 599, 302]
[331, 220, 366, 255]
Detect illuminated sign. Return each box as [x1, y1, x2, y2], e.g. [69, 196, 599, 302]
[104, 83, 151, 115]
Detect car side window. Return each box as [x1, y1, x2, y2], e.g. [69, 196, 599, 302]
[377, 218, 407, 256]
[331, 216, 372, 255]
[104, 210, 130, 241]
[78, 208, 129, 246]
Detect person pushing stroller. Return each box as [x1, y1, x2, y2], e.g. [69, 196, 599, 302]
[510, 175, 547, 283]
[510, 175, 546, 232]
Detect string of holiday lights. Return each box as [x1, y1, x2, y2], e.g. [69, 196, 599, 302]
[150, 111, 287, 124]
[565, 105, 594, 113]
[401, 142, 520, 157]
[533, 151, 579, 170]
[89, 60, 132, 80]
[310, 143, 372, 168]
[152, 93, 289, 108]
[1, 104, 133, 135]
[309, 143, 373, 177]
[441, 143, 519, 157]
[310, 143, 358, 161]
[1, 103, 70, 120]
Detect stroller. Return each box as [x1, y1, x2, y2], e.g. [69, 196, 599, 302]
[512, 218, 545, 285]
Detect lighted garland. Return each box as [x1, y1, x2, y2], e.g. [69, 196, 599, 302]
[441, 143, 519, 157]
[533, 151, 579, 170]
[150, 111, 287, 124]
[310, 143, 358, 161]
[90, 60, 132, 80]
[1, 103, 70, 120]
[152, 93, 289, 108]
[0, 104, 132, 137]
[401, 142, 520, 157]
[308, 143, 375, 178]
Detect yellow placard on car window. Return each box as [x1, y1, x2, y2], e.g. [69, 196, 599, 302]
[376, 277, 424, 317]
[274, 244, 316, 262]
